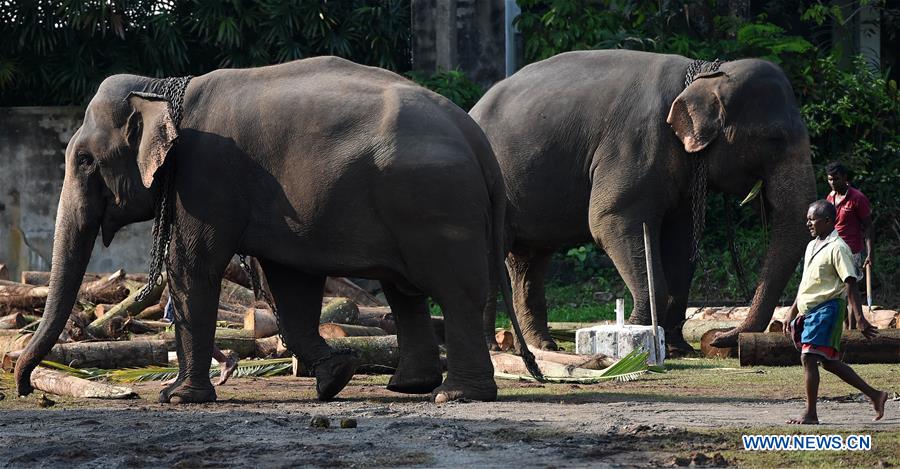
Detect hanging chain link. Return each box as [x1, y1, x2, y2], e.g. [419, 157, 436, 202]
[237, 255, 289, 352]
[135, 76, 192, 303]
[683, 59, 724, 263]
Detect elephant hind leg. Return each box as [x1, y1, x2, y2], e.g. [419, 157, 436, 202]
[258, 261, 356, 401]
[507, 245, 557, 350]
[382, 282, 443, 394]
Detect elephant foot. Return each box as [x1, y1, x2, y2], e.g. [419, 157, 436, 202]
[314, 353, 358, 401]
[387, 359, 443, 394]
[158, 378, 216, 404]
[666, 341, 696, 358]
[708, 328, 739, 348]
[520, 328, 559, 351]
[431, 378, 497, 404]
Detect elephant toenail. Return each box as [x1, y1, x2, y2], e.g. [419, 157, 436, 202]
[434, 392, 450, 404]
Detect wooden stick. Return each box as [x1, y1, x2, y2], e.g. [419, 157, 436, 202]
[642, 222, 661, 364]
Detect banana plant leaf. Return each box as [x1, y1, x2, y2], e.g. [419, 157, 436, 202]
[739, 180, 763, 206]
[494, 349, 661, 384]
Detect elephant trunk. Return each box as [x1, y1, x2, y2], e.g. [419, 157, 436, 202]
[15, 189, 100, 395]
[710, 153, 815, 347]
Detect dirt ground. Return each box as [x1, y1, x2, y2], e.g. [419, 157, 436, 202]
[1, 367, 898, 468]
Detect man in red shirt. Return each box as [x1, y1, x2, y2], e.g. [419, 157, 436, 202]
[825, 162, 874, 329]
[825, 162, 874, 276]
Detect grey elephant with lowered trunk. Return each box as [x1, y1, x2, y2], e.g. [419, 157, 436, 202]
[471, 50, 815, 353]
[15, 56, 530, 404]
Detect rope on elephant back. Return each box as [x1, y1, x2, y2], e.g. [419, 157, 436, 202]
[684, 58, 724, 263]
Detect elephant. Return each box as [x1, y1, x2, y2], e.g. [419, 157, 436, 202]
[14, 56, 532, 404]
[470, 50, 815, 353]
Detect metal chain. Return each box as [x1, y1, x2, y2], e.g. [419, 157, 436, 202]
[237, 255, 288, 351]
[683, 59, 724, 263]
[135, 76, 192, 303]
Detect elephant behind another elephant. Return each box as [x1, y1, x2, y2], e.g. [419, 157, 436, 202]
[471, 49, 816, 353]
[14, 56, 533, 404]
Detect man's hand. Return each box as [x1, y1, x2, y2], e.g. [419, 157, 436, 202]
[782, 318, 792, 337]
[858, 316, 878, 340]
[864, 255, 872, 269]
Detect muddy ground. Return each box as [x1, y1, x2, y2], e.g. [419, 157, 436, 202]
[1, 367, 898, 468]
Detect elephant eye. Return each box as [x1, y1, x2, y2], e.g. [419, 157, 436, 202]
[76, 151, 94, 167]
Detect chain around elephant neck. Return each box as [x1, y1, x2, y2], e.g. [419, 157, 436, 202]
[684, 59, 723, 263]
[135, 76, 192, 303]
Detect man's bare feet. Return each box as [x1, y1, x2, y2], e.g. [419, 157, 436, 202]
[161, 375, 178, 386]
[216, 351, 239, 386]
[872, 391, 888, 421]
[786, 414, 819, 425]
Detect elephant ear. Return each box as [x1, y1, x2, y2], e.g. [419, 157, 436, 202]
[125, 92, 178, 189]
[666, 71, 727, 153]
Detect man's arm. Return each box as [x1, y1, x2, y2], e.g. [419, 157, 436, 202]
[861, 216, 873, 268]
[846, 276, 877, 339]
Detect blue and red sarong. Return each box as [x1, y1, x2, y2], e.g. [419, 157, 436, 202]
[790, 298, 845, 361]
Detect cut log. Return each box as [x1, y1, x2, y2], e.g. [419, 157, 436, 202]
[768, 320, 783, 333]
[86, 273, 166, 337]
[134, 304, 163, 321]
[292, 335, 400, 376]
[319, 323, 388, 339]
[154, 328, 257, 358]
[123, 318, 170, 334]
[42, 339, 169, 368]
[739, 330, 900, 366]
[216, 308, 246, 326]
[244, 307, 278, 338]
[19, 271, 147, 286]
[219, 280, 256, 307]
[866, 309, 898, 329]
[0, 313, 30, 330]
[324, 277, 385, 307]
[0, 282, 49, 314]
[681, 320, 742, 343]
[0, 330, 33, 355]
[700, 328, 738, 358]
[529, 345, 614, 369]
[30, 367, 137, 399]
[490, 352, 611, 378]
[78, 270, 130, 305]
[256, 336, 290, 358]
[356, 314, 397, 334]
[495, 330, 513, 351]
[0, 264, 8, 281]
[320, 297, 359, 324]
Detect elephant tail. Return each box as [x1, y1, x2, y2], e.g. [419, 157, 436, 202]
[489, 177, 545, 382]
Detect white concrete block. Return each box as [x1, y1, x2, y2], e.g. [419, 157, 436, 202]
[575, 325, 665, 365]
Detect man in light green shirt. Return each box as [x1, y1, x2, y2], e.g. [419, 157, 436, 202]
[783, 200, 886, 425]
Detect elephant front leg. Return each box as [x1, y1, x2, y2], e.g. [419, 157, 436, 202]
[382, 282, 443, 394]
[507, 246, 557, 350]
[159, 270, 225, 404]
[259, 261, 356, 401]
[592, 214, 669, 335]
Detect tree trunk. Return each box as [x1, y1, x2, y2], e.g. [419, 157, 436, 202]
[0, 283, 49, 314]
[40, 339, 170, 368]
[219, 279, 256, 307]
[20, 270, 147, 286]
[255, 336, 290, 358]
[0, 313, 31, 330]
[78, 270, 130, 305]
[292, 335, 400, 376]
[223, 257, 251, 289]
[86, 273, 166, 338]
[30, 367, 137, 399]
[134, 304, 163, 321]
[216, 308, 247, 327]
[244, 307, 278, 338]
[319, 323, 389, 338]
[739, 331, 900, 366]
[527, 345, 614, 369]
[490, 352, 612, 378]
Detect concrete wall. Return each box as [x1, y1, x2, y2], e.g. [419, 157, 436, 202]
[0, 107, 152, 281]
[412, 0, 506, 88]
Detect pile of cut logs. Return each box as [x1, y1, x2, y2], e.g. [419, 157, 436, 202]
[0, 259, 615, 398]
[682, 305, 900, 365]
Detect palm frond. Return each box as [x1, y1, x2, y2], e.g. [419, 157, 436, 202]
[108, 358, 294, 383]
[495, 349, 659, 384]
